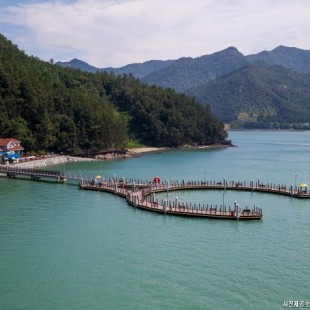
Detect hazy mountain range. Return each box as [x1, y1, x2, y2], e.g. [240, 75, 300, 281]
[57, 46, 310, 128]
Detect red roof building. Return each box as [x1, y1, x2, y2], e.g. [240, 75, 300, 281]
[0, 138, 24, 154]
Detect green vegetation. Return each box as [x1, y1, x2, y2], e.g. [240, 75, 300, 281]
[186, 64, 310, 129]
[60, 45, 310, 129]
[0, 34, 227, 154]
[142, 47, 247, 92]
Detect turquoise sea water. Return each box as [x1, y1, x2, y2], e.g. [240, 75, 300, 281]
[1, 131, 310, 310]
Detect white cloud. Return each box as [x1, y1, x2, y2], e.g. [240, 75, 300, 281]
[0, 0, 310, 67]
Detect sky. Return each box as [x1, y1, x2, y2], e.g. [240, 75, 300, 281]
[0, 0, 309, 68]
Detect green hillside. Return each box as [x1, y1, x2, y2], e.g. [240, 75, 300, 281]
[0, 34, 227, 154]
[55, 45, 310, 130]
[247, 46, 310, 74]
[186, 64, 310, 128]
[56, 59, 174, 79]
[142, 47, 247, 92]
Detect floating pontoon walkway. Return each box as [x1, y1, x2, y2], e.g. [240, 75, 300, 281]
[79, 179, 265, 220]
[2, 165, 310, 220]
[0, 166, 89, 182]
[0, 166, 67, 182]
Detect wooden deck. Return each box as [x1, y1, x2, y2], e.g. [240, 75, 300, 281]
[0, 165, 66, 182]
[2, 165, 309, 220]
[0, 166, 86, 182]
[79, 179, 264, 220]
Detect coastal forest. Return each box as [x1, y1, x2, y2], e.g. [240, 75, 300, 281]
[0, 34, 227, 154]
[60, 46, 310, 129]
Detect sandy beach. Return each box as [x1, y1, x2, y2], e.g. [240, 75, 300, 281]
[126, 147, 166, 155]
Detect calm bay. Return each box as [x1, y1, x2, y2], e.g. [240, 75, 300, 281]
[1, 131, 310, 309]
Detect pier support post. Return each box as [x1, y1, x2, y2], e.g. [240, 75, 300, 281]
[163, 199, 167, 214]
[175, 197, 178, 209]
[234, 201, 240, 220]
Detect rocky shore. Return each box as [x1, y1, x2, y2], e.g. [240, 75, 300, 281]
[13, 155, 97, 168]
[13, 147, 165, 168]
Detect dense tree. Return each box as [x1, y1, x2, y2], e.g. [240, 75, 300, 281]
[186, 64, 310, 128]
[0, 34, 227, 154]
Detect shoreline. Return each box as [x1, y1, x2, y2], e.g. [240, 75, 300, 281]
[12, 148, 165, 169]
[13, 155, 97, 169]
[11, 144, 230, 169]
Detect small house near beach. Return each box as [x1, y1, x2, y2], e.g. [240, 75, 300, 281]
[0, 138, 24, 163]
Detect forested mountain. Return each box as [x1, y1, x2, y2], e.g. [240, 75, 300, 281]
[142, 47, 248, 92]
[103, 60, 174, 79]
[0, 34, 227, 154]
[56, 58, 99, 73]
[56, 59, 174, 79]
[185, 64, 310, 128]
[247, 46, 310, 74]
[141, 46, 310, 90]
[58, 46, 310, 89]
[58, 47, 248, 92]
[57, 46, 310, 129]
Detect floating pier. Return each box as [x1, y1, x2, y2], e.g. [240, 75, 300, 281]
[2, 165, 310, 220]
[0, 166, 67, 182]
[79, 179, 263, 220]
